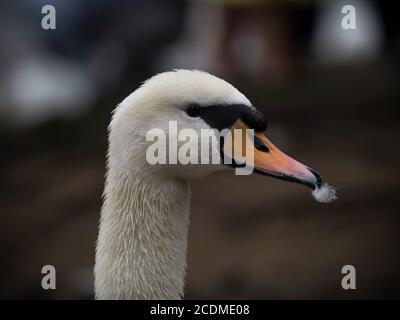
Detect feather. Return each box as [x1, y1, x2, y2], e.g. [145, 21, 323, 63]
[311, 183, 337, 203]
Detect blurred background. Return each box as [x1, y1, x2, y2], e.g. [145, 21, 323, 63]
[1, 0, 399, 299]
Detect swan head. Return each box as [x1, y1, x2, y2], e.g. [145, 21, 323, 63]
[108, 69, 334, 199]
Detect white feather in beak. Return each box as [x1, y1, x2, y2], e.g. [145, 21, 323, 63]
[311, 183, 337, 203]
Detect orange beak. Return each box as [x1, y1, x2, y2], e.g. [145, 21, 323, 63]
[222, 119, 322, 190]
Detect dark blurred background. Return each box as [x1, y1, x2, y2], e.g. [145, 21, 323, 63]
[1, 0, 399, 299]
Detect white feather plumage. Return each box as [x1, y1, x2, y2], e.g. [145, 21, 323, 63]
[311, 183, 337, 203]
[94, 69, 337, 300]
[95, 70, 251, 299]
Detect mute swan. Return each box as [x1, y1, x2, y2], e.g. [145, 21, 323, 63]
[94, 69, 336, 300]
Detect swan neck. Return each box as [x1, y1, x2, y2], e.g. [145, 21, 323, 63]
[95, 169, 191, 299]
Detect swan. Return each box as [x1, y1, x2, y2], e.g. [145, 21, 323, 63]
[94, 69, 336, 300]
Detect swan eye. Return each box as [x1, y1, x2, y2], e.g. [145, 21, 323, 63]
[186, 105, 201, 118]
[254, 136, 269, 152]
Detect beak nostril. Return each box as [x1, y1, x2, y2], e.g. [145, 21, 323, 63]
[254, 136, 270, 153]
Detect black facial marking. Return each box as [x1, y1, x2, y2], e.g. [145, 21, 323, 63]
[186, 104, 201, 117]
[186, 103, 267, 132]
